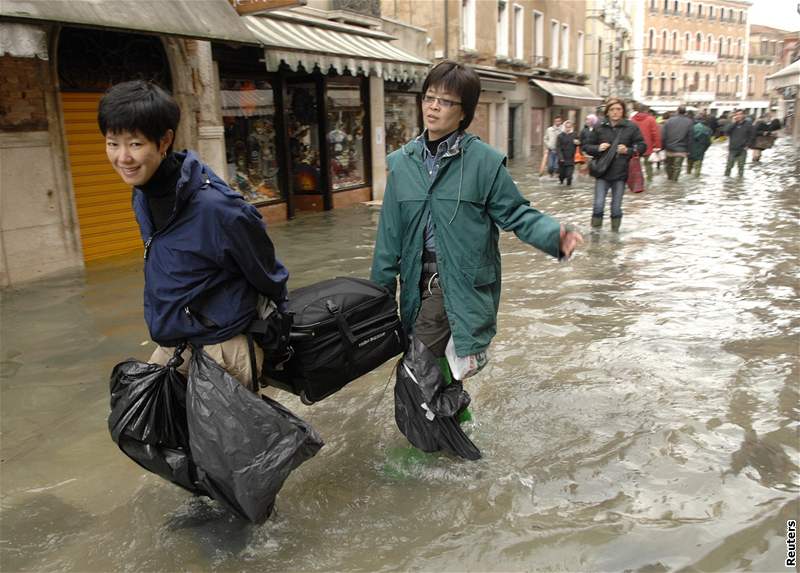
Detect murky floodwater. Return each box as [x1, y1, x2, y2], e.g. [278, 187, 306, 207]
[2, 139, 798, 572]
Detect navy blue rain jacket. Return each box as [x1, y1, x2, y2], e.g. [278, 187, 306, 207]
[132, 150, 289, 347]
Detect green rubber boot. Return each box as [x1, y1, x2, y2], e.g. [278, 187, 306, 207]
[591, 216, 603, 228]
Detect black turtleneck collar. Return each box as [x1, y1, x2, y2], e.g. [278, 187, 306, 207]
[140, 152, 183, 232]
[425, 130, 458, 155]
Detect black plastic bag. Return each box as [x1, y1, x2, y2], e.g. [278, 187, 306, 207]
[394, 337, 481, 461]
[108, 348, 206, 495]
[186, 349, 324, 524]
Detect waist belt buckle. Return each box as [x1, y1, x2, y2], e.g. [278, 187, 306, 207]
[427, 272, 439, 294]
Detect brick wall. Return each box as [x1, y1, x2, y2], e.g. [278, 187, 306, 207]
[0, 56, 49, 132]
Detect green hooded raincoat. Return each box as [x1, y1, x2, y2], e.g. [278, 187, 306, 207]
[370, 133, 562, 357]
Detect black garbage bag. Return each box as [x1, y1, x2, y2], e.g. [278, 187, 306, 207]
[108, 346, 206, 495]
[394, 337, 481, 461]
[186, 349, 324, 524]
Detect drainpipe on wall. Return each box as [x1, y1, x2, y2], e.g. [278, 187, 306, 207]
[443, 0, 448, 59]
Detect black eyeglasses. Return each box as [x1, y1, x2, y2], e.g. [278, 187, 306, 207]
[422, 95, 462, 109]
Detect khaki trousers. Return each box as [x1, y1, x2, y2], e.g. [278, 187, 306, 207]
[149, 334, 264, 391]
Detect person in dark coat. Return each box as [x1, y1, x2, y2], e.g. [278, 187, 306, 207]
[687, 118, 713, 176]
[556, 120, 579, 186]
[722, 109, 755, 177]
[661, 105, 694, 181]
[583, 98, 646, 231]
[98, 80, 289, 389]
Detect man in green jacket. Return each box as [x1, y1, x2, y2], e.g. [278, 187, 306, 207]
[371, 61, 582, 413]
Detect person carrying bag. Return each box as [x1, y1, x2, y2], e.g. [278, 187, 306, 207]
[583, 98, 646, 231]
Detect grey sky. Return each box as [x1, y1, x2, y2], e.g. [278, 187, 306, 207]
[749, 0, 800, 31]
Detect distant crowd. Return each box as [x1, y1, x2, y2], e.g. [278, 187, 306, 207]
[540, 99, 784, 230]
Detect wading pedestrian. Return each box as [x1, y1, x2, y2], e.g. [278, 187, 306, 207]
[371, 61, 583, 455]
[661, 105, 693, 181]
[723, 109, 755, 177]
[687, 115, 713, 176]
[98, 81, 289, 389]
[631, 101, 661, 182]
[556, 120, 579, 186]
[584, 98, 646, 231]
[543, 116, 563, 177]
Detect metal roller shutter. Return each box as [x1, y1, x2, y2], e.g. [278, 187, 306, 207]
[61, 92, 143, 261]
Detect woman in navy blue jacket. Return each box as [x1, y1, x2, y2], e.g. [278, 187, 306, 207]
[98, 81, 289, 388]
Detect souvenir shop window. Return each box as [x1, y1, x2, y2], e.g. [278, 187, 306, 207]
[385, 92, 420, 154]
[287, 83, 322, 194]
[221, 79, 282, 204]
[326, 79, 367, 190]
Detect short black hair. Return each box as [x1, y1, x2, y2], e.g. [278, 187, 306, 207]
[421, 60, 481, 132]
[677, 105, 686, 114]
[98, 80, 180, 148]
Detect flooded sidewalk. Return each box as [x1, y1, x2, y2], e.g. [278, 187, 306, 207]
[1, 139, 798, 572]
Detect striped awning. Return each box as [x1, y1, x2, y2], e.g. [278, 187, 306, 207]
[243, 12, 430, 81]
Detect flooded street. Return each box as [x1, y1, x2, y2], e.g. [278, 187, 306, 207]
[1, 139, 798, 572]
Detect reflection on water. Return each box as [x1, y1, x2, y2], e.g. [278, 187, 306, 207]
[1, 140, 798, 571]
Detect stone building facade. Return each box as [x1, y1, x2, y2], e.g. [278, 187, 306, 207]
[748, 25, 790, 116]
[381, 0, 601, 160]
[633, 0, 752, 114]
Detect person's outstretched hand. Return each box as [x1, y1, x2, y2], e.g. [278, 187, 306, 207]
[560, 224, 584, 259]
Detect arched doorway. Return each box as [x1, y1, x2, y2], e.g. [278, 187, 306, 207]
[57, 27, 171, 261]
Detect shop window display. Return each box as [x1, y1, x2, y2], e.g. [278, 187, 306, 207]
[287, 83, 322, 194]
[385, 92, 420, 153]
[326, 81, 366, 190]
[221, 79, 282, 204]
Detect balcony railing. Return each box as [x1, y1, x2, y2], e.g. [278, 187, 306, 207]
[683, 50, 718, 64]
[531, 55, 550, 68]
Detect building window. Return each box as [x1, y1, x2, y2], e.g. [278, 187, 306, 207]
[737, 39, 742, 57]
[685, 32, 691, 51]
[708, 6, 713, 19]
[720, 7, 725, 21]
[650, 0, 657, 11]
[561, 24, 570, 69]
[718, 35, 724, 55]
[663, 0, 669, 11]
[513, 4, 524, 59]
[497, 0, 509, 57]
[727, 37, 732, 56]
[696, 32, 702, 51]
[647, 72, 654, 94]
[686, 1, 691, 15]
[670, 73, 677, 93]
[698, 3, 703, 17]
[673, 0, 679, 13]
[461, 0, 476, 50]
[221, 78, 283, 204]
[707, 34, 713, 52]
[739, 10, 744, 23]
[663, 30, 669, 52]
[532, 10, 544, 65]
[649, 29, 656, 51]
[326, 78, 367, 191]
[704, 73, 709, 90]
[748, 74, 754, 95]
[734, 74, 739, 95]
[682, 72, 687, 89]
[577, 31, 585, 74]
[551, 20, 559, 68]
[672, 31, 678, 53]
[384, 91, 420, 154]
[693, 71, 699, 90]
[659, 73, 667, 94]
